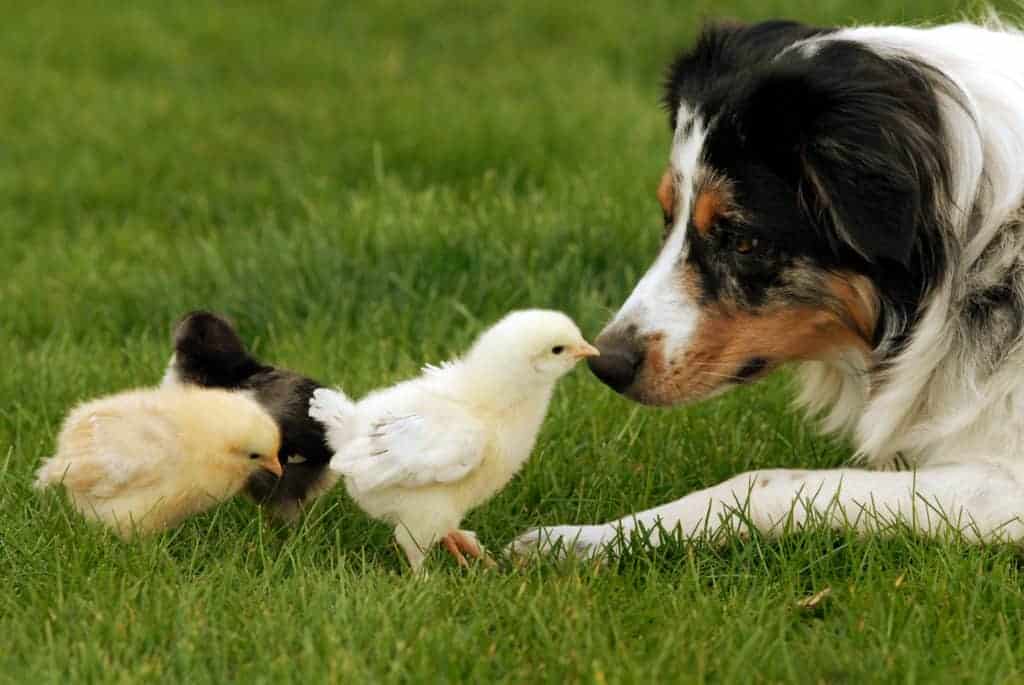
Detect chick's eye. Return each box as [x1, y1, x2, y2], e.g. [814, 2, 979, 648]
[249, 453, 261, 460]
[551, 346, 565, 355]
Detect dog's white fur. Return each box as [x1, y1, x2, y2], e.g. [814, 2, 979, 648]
[510, 20, 1024, 558]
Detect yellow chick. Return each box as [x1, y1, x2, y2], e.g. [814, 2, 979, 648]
[35, 386, 282, 538]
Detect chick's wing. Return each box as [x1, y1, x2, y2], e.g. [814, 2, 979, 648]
[65, 407, 179, 498]
[332, 407, 486, 493]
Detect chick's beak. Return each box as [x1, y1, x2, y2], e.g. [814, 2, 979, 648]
[572, 342, 601, 359]
[264, 454, 284, 478]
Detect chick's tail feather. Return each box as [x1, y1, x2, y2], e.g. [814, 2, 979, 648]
[308, 387, 358, 453]
[329, 439, 397, 492]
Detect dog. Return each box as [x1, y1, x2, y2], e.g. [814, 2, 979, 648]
[510, 18, 1024, 558]
[163, 311, 337, 521]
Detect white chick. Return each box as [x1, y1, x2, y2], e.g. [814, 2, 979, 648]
[308, 309, 598, 571]
[35, 386, 283, 539]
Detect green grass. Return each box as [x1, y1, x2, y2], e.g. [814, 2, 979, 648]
[3, 1, 1024, 682]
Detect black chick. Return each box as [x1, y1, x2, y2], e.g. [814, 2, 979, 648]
[163, 310, 336, 521]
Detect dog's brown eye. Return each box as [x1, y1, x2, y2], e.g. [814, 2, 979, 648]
[734, 236, 759, 254]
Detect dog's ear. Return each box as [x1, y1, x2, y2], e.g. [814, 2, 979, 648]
[664, 21, 831, 130]
[663, 21, 750, 128]
[734, 47, 950, 268]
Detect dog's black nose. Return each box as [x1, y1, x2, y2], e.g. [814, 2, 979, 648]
[588, 331, 644, 393]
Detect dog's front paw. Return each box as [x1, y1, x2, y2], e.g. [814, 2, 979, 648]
[506, 524, 615, 561]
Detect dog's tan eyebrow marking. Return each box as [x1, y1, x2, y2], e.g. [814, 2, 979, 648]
[692, 172, 740, 237]
[693, 188, 724, 237]
[657, 169, 674, 218]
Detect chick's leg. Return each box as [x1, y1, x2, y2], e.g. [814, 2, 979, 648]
[394, 523, 438, 573]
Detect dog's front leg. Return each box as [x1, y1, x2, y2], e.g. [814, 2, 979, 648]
[507, 462, 1024, 559]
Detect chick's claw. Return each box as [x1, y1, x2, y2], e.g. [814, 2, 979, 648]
[442, 533, 469, 567]
[443, 530, 496, 569]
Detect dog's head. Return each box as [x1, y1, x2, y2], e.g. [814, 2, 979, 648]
[590, 21, 952, 405]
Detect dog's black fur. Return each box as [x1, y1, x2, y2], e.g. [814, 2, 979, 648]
[664, 21, 954, 355]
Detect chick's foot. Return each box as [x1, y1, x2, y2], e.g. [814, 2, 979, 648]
[442, 530, 496, 568]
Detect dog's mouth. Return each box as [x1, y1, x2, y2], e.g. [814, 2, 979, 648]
[588, 329, 778, 405]
[592, 271, 878, 406]
[734, 357, 770, 382]
[593, 305, 873, 406]
[615, 349, 778, 407]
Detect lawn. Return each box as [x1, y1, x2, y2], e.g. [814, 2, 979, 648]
[3, 1, 1024, 682]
